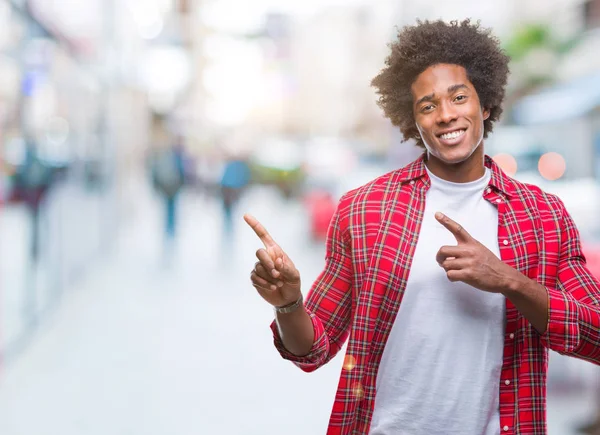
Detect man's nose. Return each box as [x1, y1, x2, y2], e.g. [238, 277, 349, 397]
[437, 101, 458, 124]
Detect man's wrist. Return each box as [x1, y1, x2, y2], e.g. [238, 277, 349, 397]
[499, 269, 550, 334]
[274, 294, 304, 314]
[500, 269, 535, 298]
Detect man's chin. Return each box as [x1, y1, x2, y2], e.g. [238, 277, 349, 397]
[431, 150, 473, 165]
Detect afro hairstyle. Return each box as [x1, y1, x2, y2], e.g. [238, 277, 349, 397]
[371, 19, 510, 148]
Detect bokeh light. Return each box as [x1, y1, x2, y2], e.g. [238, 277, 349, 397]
[352, 382, 364, 399]
[492, 153, 518, 177]
[538, 152, 566, 181]
[343, 355, 357, 371]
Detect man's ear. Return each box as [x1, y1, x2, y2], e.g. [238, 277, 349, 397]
[483, 108, 490, 120]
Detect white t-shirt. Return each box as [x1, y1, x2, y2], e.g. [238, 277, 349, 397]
[369, 167, 506, 435]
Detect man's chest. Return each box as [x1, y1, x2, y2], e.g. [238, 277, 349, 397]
[349, 195, 551, 290]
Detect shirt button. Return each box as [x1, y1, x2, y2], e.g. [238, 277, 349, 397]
[505, 380, 511, 386]
[503, 426, 509, 432]
[410, 180, 415, 185]
[496, 198, 502, 203]
[503, 240, 509, 246]
[509, 333, 515, 339]
[486, 187, 491, 194]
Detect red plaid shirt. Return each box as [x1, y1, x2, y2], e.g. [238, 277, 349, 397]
[271, 154, 600, 434]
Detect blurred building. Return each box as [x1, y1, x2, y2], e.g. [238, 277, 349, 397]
[278, 4, 398, 150]
[179, 1, 405, 156]
[0, 0, 186, 360]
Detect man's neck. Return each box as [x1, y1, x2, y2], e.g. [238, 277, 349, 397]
[424, 149, 486, 183]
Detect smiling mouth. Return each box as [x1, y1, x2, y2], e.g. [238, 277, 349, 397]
[438, 129, 466, 140]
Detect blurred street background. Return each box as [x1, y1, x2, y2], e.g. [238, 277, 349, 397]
[1, 0, 600, 434]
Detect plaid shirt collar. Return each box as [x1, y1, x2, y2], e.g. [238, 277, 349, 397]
[397, 152, 516, 199]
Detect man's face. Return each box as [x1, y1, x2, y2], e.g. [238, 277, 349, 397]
[411, 64, 490, 166]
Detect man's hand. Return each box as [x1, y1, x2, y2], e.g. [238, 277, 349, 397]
[435, 212, 525, 294]
[244, 214, 302, 308]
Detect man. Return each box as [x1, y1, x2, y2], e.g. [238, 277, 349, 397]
[150, 136, 186, 246]
[219, 154, 251, 235]
[245, 19, 600, 434]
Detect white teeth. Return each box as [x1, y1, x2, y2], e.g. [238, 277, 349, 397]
[440, 129, 465, 140]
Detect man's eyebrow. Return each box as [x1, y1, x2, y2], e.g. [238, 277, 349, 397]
[415, 93, 435, 107]
[415, 84, 469, 107]
[448, 83, 469, 93]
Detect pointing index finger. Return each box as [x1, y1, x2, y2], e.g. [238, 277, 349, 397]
[435, 212, 472, 243]
[244, 213, 277, 248]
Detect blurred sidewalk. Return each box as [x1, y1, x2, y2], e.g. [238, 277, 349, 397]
[0, 181, 113, 361]
[0, 182, 597, 434]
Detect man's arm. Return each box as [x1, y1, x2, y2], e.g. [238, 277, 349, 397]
[435, 209, 600, 363]
[535, 205, 600, 362]
[274, 305, 314, 357]
[270, 203, 354, 372]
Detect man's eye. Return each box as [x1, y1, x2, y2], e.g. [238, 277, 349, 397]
[422, 105, 434, 112]
[455, 95, 467, 102]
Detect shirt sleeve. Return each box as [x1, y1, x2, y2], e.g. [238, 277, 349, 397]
[539, 201, 600, 363]
[270, 199, 354, 372]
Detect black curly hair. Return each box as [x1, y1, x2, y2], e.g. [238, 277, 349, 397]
[371, 19, 510, 148]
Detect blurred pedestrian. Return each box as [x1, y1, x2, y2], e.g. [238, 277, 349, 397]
[10, 140, 55, 326]
[150, 136, 186, 251]
[219, 155, 250, 235]
[12, 140, 53, 262]
[244, 19, 600, 434]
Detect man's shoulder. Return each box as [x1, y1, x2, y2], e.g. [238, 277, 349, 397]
[508, 176, 565, 212]
[337, 167, 403, 209]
